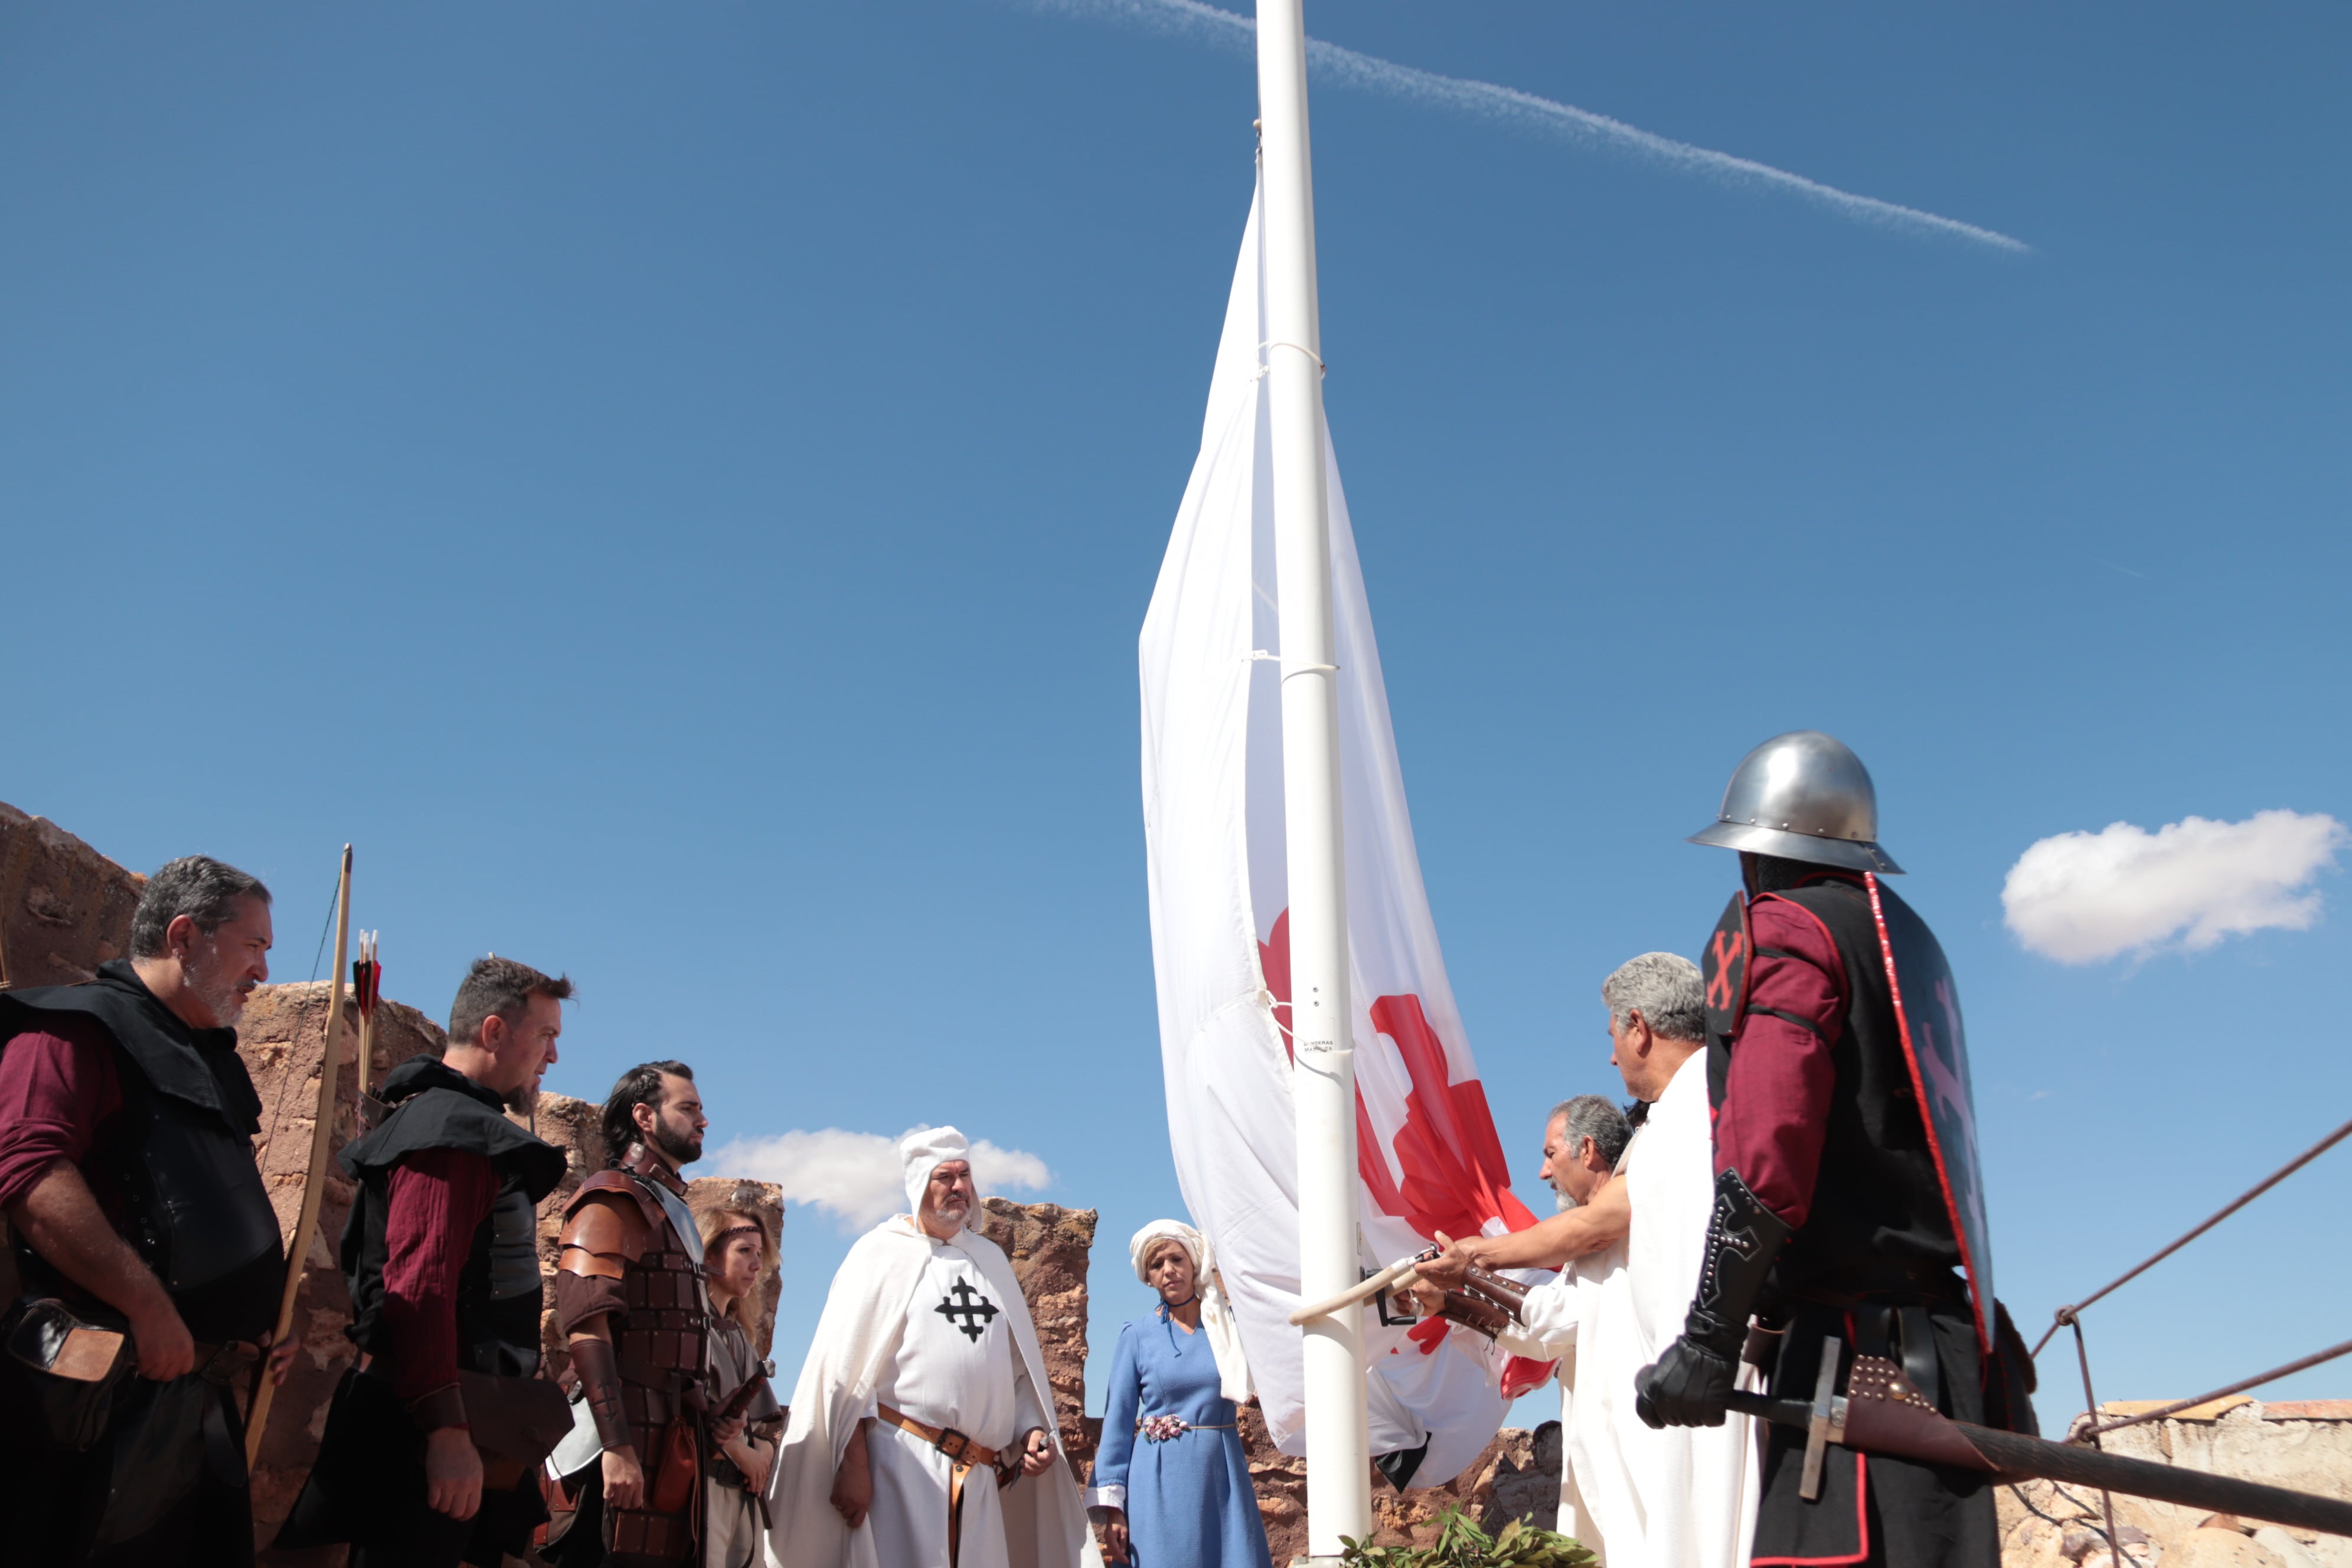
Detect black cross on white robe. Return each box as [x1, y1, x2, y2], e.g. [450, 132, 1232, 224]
[865, 1234, 1051, 1568]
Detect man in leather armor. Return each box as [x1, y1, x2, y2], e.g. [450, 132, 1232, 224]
[546, 1060, 725, 1568]
[276, 956, 573, 1567]
[1636, 732, 2033, 1568]
[0, 855, 299, 1567]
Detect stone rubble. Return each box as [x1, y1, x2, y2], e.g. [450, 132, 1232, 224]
[1235, 1397, 1565, 1560]
[1998, 1400, 2352, 1568]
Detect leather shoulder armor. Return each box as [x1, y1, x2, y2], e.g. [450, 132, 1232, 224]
[559, 1187, 651, 1279]
[566, 1168, 667, 1231]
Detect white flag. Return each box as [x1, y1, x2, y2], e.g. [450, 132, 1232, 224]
[1139, 179, 1555, 1489]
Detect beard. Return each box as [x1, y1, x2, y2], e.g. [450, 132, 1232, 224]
[504, 1079, 541, 1115]
[651, 1121, 703, 1167]
[923, 1198, 971, 1236]
[185, 958, 253, 1028]
[1551, 1178, 1580, 1213]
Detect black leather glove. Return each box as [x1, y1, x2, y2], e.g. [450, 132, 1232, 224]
[1636, 1335, 1740, 1428]
[1635, 1168, 1790, 1429]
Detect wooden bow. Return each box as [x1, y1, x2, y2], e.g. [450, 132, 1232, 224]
[244, 844, 353, 1467]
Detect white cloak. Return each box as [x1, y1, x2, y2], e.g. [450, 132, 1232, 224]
[766, 1216, 1103, 1568]
[1510, 1227, 1634, 1564]
[1503, 1052, 1760, 1568]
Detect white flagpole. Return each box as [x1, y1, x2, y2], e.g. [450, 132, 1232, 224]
[1256, 1, 1369, 1559]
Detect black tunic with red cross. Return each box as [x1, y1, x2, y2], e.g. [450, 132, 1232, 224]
[1704, 868, 2010, 1568]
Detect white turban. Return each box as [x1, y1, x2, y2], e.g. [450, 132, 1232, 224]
[900, 1126, 972, 1224]
[1129, 1219, 1252, 1403]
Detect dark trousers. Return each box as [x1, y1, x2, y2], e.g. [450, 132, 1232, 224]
[0, 1371, 255, 1568]
[1750, 1300, 2000, 1568]
[343, 1481, 545, 1568]
[277, 1368, 545, 1568]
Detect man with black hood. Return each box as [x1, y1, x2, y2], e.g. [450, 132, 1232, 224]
[0, 854, 297, 1567]
[277, 955, 573, 1567]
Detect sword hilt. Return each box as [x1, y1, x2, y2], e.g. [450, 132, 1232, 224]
[1717, 1338, 1848, 1501]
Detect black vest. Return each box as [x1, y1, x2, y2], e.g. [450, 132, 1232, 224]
[1720, 876, 1961, 1294]
[338, 1056, 566, 1378]
[0, 963, 283, 1344]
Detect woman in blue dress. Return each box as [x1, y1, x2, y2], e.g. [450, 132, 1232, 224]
[1087, 1220, 1274, 1568]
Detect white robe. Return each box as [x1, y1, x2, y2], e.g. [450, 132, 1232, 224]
[1502, 1053, 1761, 1568]
[766, 1217, 1102, 1568]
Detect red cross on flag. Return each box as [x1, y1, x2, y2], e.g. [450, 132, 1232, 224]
[1139, 178, 1555, 1488]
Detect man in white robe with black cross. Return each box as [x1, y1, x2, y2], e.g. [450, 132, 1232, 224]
[767, 1128, 1101, 1568]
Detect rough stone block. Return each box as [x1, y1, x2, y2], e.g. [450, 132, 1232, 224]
[976, 1195, 1098, 1472]
[0, 800, 143, 992]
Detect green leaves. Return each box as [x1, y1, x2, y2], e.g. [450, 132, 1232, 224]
[1338, 1506, 1598, 1568]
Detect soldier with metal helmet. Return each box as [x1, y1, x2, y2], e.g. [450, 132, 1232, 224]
[1635, 732, 2036, 1568]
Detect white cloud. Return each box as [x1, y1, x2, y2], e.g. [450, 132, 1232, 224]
[2002, 810, 2347, 964]
[708, 1125, 1053, 1231]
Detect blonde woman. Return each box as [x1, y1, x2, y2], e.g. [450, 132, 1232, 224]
[698, 1202, 785, 1568]
[1086, 1221, 1269, 1568]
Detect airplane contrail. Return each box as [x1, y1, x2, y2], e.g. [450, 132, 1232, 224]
[1015, 0, 2031, 254]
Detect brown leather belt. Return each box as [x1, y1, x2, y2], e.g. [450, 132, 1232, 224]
[874, 1404, 1008, 1568]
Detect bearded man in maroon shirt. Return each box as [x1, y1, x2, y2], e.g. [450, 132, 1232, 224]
[0, 854, 300, 1567]
[277, 955, 573, 1568]
[1636, 732, 2036, 1568]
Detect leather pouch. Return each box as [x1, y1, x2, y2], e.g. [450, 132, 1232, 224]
[1, 1296, 132, 1453]
[648, 1413, 699, 1515]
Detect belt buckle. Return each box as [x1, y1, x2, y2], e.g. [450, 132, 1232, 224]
[936, 1426, 971, 1461]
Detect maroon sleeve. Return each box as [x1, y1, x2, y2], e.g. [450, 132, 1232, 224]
[381, 1146, 499, 1409]
[0, 1020, 124, 1211]
[1713, 897, 1847, 1228]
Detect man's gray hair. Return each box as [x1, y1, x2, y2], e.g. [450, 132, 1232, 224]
[129, 856, 272, 959]
[1547, 1094, 1632, 1171]
[1601, 951, 1706, 1044]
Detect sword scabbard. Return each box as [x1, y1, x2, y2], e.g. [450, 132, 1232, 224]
[1726, 1342, 2352, 1540]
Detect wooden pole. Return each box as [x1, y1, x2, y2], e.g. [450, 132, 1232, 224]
[1286, 1256, 1420, 1326]
[244, 844, 352, 1468]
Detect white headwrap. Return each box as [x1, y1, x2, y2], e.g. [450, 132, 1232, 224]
[900, 1126, 972, 1226]
[1129, 1219, 1253, 1403]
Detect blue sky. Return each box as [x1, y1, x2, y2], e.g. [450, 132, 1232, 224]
[4, 1, 2347, 1445]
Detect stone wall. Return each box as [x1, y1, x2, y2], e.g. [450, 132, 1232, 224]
[0, 800, 143, 991]
[976, 1196, 1097, 1469]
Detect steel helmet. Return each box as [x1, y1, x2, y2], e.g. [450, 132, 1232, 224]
[1687, 730, 1903, 874]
